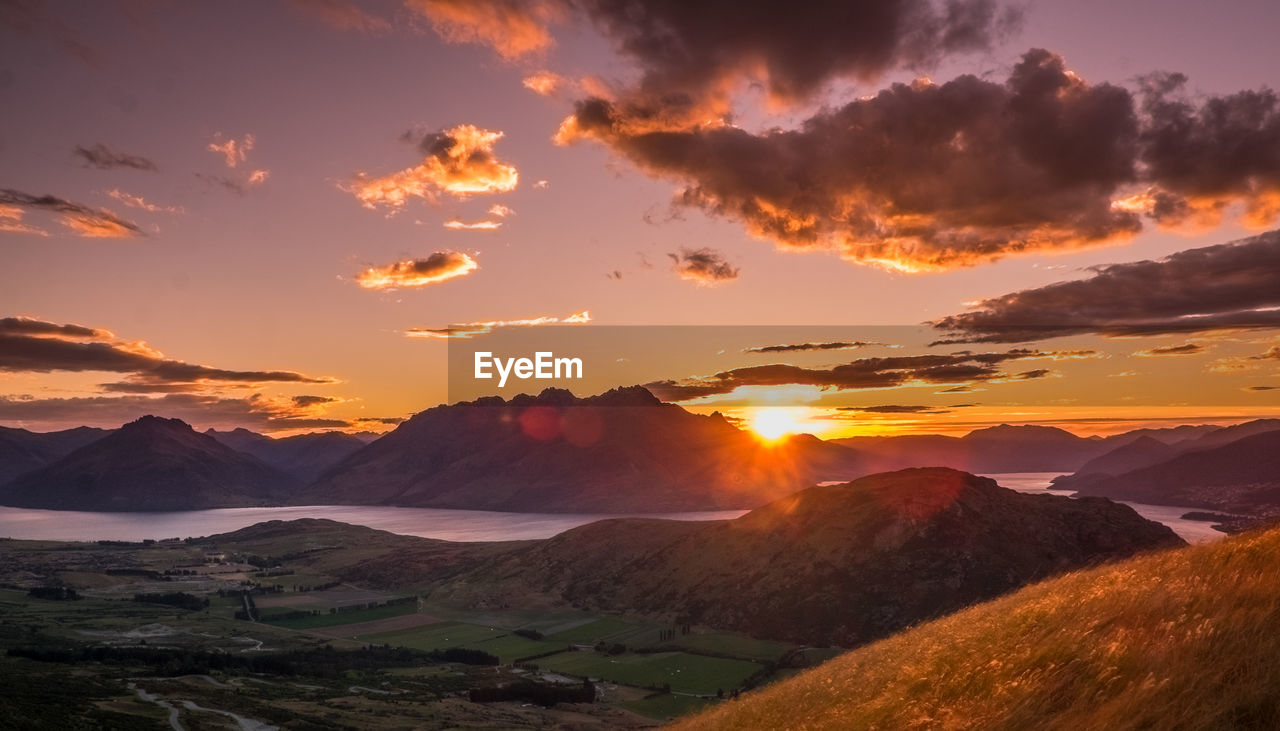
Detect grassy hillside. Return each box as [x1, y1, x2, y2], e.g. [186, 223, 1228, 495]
[678, 524, 1280, 730]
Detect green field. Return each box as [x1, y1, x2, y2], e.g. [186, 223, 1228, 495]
[361, 621, 507, 651]
[670, 633, 797, 662]
[261, 601, 415, 629]
[622, 692, 717, 720]
[361, 621, 569, 663]
[536, 650, 761, 695]
[545, 617, 653, 645]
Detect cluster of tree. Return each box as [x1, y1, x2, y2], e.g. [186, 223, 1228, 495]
[252, 568, 295, 578]
[27, 587, 79, 601]
[513, 628, 544, 640]
[163, 569, 200, 576]
[291, 581, 340, 593]
[427, 647, 500, 666]
[593, 642, 627, 655]
[133, 592, 208, 611]
[105, 568, 164, 580]
[469, 679, 595, 706]
[7, 643, 440, 677]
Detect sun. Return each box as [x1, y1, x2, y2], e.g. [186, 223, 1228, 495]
[748, 408, 810, 442]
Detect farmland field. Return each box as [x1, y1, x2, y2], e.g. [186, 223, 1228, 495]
[260, 600, 417, 629]
[535, 650, 762, 695]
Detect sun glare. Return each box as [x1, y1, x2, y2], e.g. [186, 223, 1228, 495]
[749, 408, 811, 442]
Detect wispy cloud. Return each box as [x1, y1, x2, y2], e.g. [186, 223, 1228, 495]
[743, 341, 875, 354]
[0, 189, 142, 238]
[406, 309, 590, 339]
[443, 218, 502, 230]
[73, 144, 157, 171]
[354, 252, 478, 290]
[107, 189, 182, 214]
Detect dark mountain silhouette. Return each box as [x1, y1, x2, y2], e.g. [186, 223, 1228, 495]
[0, 425, 111, 484]
[205, 428, 367, 482]
[304, 386, 869, 512]
[1069, 430, 1280, 514]
[405, 468, 1182, 646]
[0, 416, 296, 511]
[834, 424, 1111, 473]
[1049, 435, 1180, 490]
[1166, 418, 1280, 453]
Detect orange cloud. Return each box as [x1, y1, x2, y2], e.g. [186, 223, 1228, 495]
[1, 189, 142, 239]
[0, 205, 50, 236]
[406, 0, 557, 59]
[523, 70, 564, 96]
[248, 169, 270, 185]
[349, 124, 519, 210]
[355, 251, 478, 290]
[488, 204, 514, 217]
[207, 133, 254, 168]
[107, 189, 182, 214]
[406, 309, 590, 339]
[443, 219, 502, 230]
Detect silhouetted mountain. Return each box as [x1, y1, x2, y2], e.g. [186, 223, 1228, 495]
[1097, 423, 1221, 447]
[205, 428, 367, 482]
[834, 424, 1110, 473]
[1069, 430, 1280, 514]
[1049, 436, 1180, 490]
[0, 416, 295, 511]
[0, 425, 110, 484]
[304, 386, 869, 512]
[1167, 418, 1280, 453]
[413, 468, 1182, 646]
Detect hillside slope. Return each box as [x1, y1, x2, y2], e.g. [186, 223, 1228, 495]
[422, 468, 1182, 646]
[678, 523, 1280, 730]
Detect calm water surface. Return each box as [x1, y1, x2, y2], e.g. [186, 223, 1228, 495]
[0, 473, 1224, 543]
[0, 504, 747, 543]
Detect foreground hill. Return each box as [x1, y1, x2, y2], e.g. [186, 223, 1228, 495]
[1069, 430, 1280, 514]
[677, 520, 1280, 730]
[304, 386, 868, 512]
[0, 425, 110, 484]
[205, 428, 367, 482]
[416, 469, 1182, 646]
[0, 416, 295, 511]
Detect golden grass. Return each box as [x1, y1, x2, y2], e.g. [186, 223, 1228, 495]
[678, 526, 1280, 730]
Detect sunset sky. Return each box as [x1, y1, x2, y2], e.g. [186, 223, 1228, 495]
[2, 0, 1278, 436]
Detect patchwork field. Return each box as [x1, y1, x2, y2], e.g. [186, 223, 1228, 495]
[535, 650, 762, 696]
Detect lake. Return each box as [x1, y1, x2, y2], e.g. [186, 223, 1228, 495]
[0, 473, 1223, 543]
[0, 504, 748, 543]
[983, 473, 1225, 543]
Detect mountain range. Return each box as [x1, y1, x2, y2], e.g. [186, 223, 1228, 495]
[0, 386, 1277, 514]
[0, 416, 294, 511]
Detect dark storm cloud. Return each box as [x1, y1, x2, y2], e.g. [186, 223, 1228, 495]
[0, 189, 143, 238]
[0, 316, 108, 339]
[416, 0, 1019, 109]
[743, 341, 876, 354]
[668, 247, 739, 284]
[931, 230, 1280, 343]
[292, 395, 339, 407]
[561, 50, 1143, 271]
[1137, 73, 1280, 228]
[0, 317, 334, 390]
[72, 144, 157, 171]
[644, 349, 1072, 401]
[569, 0, 1020, 108]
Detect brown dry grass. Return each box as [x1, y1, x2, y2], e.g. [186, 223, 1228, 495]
[678, 525, 1280, 730]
